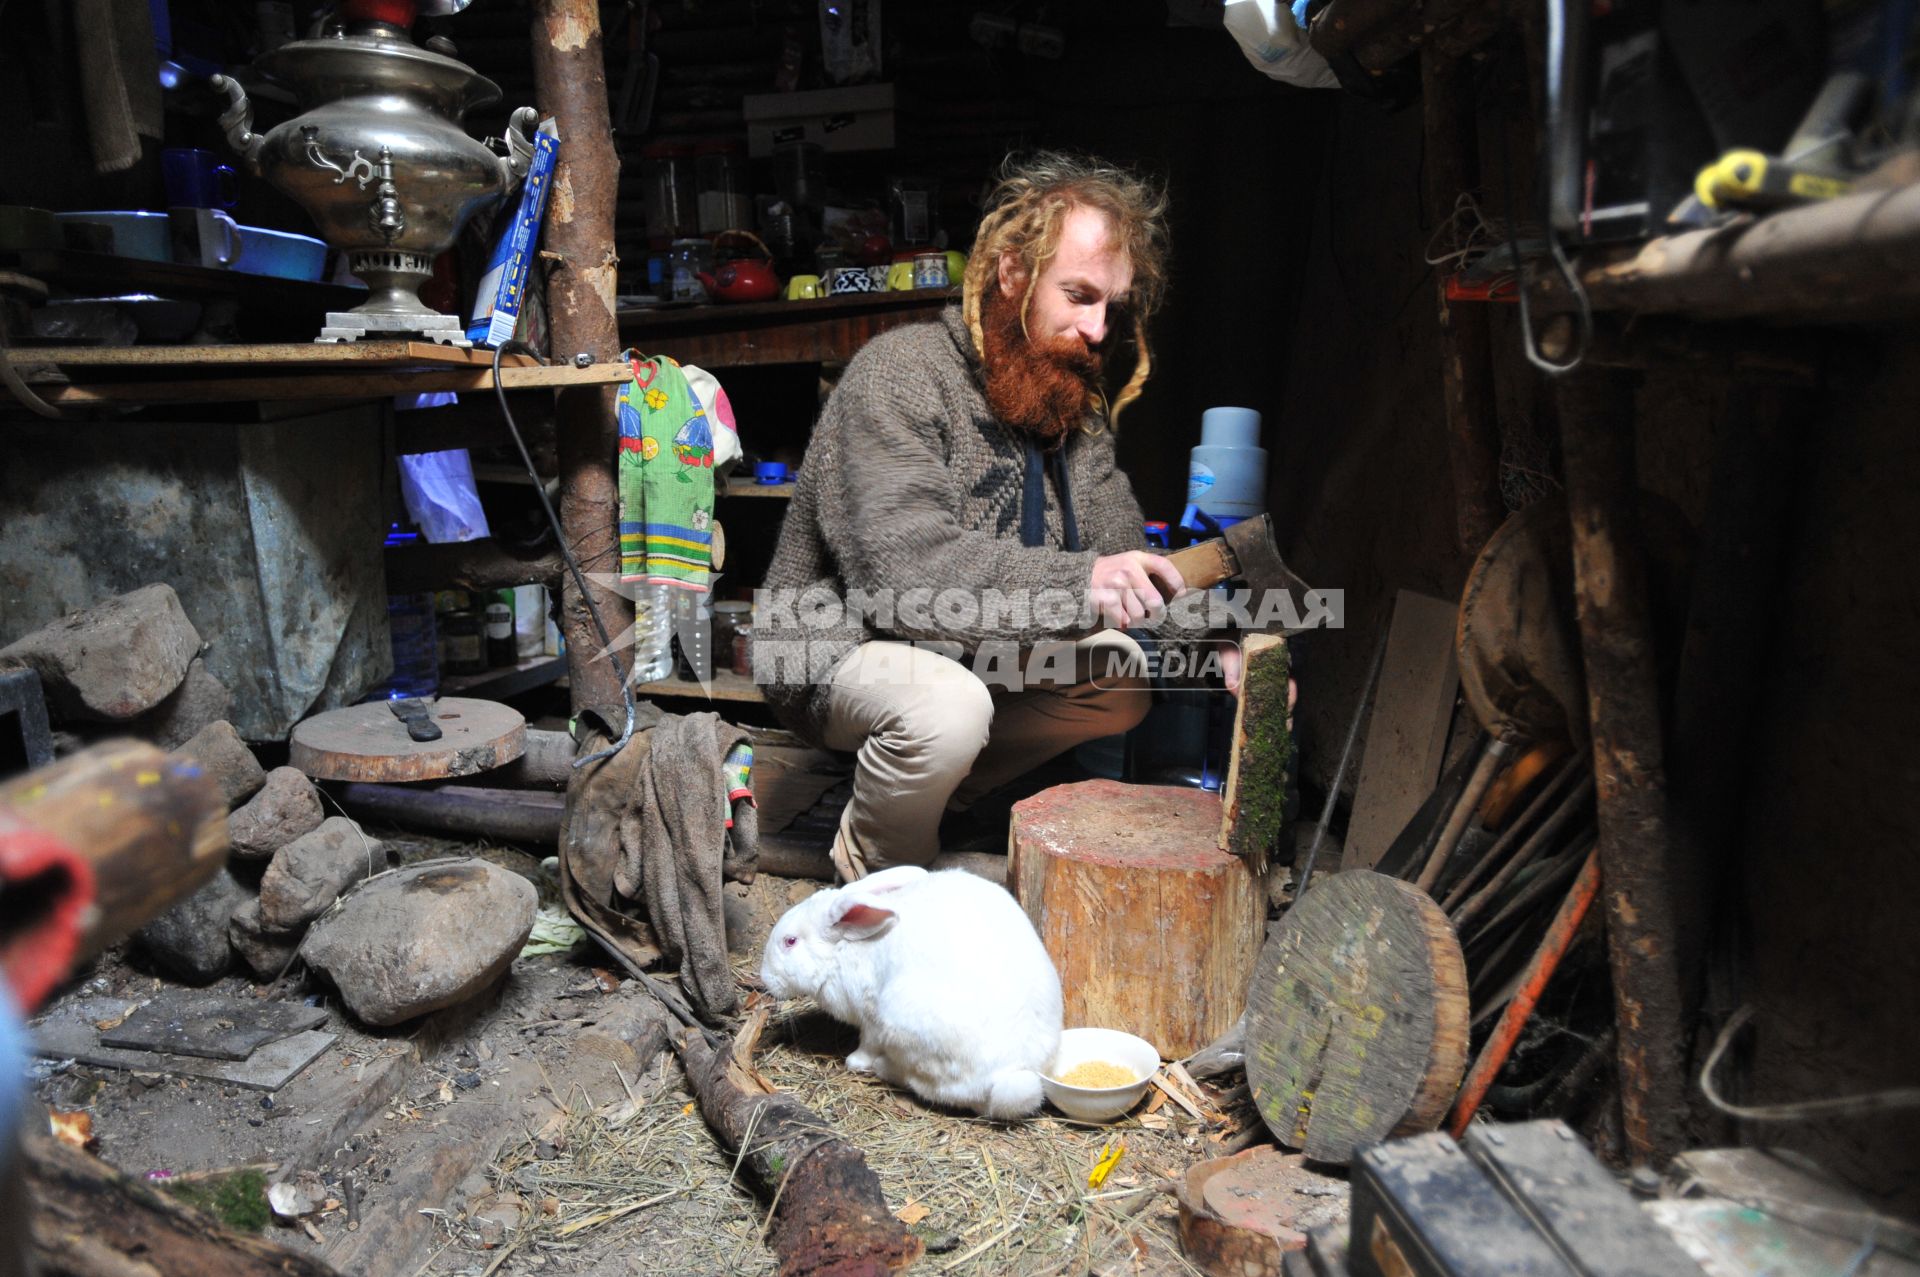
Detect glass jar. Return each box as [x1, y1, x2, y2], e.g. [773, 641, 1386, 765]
[889, 175, 938, 248]
[439, 608, 487, 675]
[694, 138, 751, 236]
[668, 237, 713, 302]
[729, 623, 753, 678]
[772, 140, 826, 211]
[641, 142, 696, 246]
[710, 600, 751, 672]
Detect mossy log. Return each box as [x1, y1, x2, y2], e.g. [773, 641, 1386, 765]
[674, 1016, 921, 1277]
[19, 1132, 339, 1276]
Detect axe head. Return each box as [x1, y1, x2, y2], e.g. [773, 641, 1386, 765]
[1223, 515, 1322, 634]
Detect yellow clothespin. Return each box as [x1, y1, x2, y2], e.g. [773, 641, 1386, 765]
[1087, 1137, 1126, 1189]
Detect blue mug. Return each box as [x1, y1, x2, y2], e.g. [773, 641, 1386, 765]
[755, 461, 790, 486]
[162, 147, 238, 210]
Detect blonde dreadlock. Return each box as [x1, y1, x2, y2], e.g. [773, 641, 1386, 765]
[961, 151, 1169, 428]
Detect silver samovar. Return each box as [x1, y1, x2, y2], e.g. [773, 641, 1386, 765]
[210, 12, 533, 345]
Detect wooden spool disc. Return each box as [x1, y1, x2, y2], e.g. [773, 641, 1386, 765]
[1010, 780, 1266, 1058]
[1246, 871, 1468, 1164]
[289, 698, 526, 783]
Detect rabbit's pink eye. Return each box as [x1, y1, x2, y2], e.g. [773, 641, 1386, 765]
[782, 935, 798, 948]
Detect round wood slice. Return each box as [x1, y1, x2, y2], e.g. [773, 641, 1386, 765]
[1245, 870, 1468, 1165]
[289, 698, 526, 783]
[1009, 780, 1265, 1058]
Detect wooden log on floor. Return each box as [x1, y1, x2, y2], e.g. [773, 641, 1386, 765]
[331, 782, 564, 845]
[1010, 780, 1265, 1058]
[20, 1133, 339, 1277]
[675, 1016, 922, 1277]
[0, 739, 227, 978]
[1557, 367, 1691, 1164]
[1218, 633, 1293, 874]
[1245, 871, 1469, 1164]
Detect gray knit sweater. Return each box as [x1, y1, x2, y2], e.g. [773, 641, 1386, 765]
[756, 307, 1187, 742]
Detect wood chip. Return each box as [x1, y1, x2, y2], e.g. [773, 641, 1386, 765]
[896, 1200, 931, 1226]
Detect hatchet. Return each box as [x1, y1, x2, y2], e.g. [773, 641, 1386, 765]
[1158, 514, 1327, 635]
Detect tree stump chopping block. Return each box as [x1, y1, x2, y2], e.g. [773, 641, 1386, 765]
[1009, 780, 1266, 1058]
[1245, 871, 1468, 1164]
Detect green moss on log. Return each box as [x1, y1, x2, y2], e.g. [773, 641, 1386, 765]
[1229, 640, 1293, 864]
[161, 1169, 271, 1234]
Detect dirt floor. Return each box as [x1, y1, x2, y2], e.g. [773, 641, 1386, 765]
[25, 829, 1349, 1276]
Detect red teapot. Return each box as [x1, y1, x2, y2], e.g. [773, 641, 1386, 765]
[697, 230, 781, 304]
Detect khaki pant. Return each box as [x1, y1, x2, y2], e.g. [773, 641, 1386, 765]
[820, 631, 1151, 878]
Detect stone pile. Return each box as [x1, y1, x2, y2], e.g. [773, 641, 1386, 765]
[3, 583, 537, 1025]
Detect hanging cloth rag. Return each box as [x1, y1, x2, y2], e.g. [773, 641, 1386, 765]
[618, 353, 716, 592]
[74, 0, 164, 173]
[612, 711, 758, 1020]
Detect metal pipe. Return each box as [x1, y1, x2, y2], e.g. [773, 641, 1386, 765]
[1447, 845, 1601, 1136]
[1296, 625, 1390, 896]
[1414, 735, 1515, 894]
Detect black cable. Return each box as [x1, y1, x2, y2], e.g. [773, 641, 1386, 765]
[490, 340, 636, 768]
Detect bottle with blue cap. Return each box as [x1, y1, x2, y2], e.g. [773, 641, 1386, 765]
[1181, 406, 1267, 536]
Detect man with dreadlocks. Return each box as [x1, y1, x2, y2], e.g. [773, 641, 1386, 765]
[756, 151, 1223, 879]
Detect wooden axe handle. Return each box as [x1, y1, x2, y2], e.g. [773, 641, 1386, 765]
[1159, 538, 1236, 596]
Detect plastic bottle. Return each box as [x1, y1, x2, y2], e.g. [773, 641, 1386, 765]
[377, 525, 439, 700]
[1183, 406, 1268, 528]
[631, 584, 674, 684]
[381, 593, 440, 700]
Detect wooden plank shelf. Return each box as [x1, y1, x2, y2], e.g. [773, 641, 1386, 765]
[30, 342, 538, 368]
[1534, 181, 1920, 326]
[17, 345, 629, 406]
[635, 668, 767, 704]
[617, 287, 957, 369]
[722, 479, 794, 499]
[439, 655, 568, 700]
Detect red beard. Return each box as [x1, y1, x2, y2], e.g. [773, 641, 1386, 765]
[979, 286, 1104, 451]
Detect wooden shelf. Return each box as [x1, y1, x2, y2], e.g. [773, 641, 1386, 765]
[722, 479, 794, 499]
[1536, 182, 1920, 325]
[439, 655, 567, 700]
[634, 668, 767, 704]
[617, 287, 957, 369]
[31, 342, 536, 368]
[15, 343, 629, 406]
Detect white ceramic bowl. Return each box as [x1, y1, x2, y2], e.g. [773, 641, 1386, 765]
[1040, 1027, 1161, 1121]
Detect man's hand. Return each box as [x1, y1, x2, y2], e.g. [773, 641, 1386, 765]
[1088, 551, 1184, 630]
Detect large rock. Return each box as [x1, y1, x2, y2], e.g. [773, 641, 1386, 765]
[303, 860, 536, 1027]
[230, 895, 304, 981]
[259, 817, 382, 931]
[133, 658, 232, 750]
[229, 766, 324, 858]
[171, 720, 267, 807]
[0, 584, 201, 720]
[134, 867, 247, 984]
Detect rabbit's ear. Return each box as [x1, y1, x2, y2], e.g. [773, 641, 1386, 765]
[829, 899, 897, 941]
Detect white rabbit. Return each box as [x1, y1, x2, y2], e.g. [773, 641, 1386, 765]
[758, 865, 1063, 1119]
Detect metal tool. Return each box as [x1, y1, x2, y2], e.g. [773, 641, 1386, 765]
[1160, 514, 1332, 635]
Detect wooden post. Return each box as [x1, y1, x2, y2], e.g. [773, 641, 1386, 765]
[1422, 44, 1505, 558]
[1557, 367, 1691, 1164]
[530, 0, 631, 719]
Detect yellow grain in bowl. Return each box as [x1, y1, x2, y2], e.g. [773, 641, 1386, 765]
[1056, 1060, 1136, 1089]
